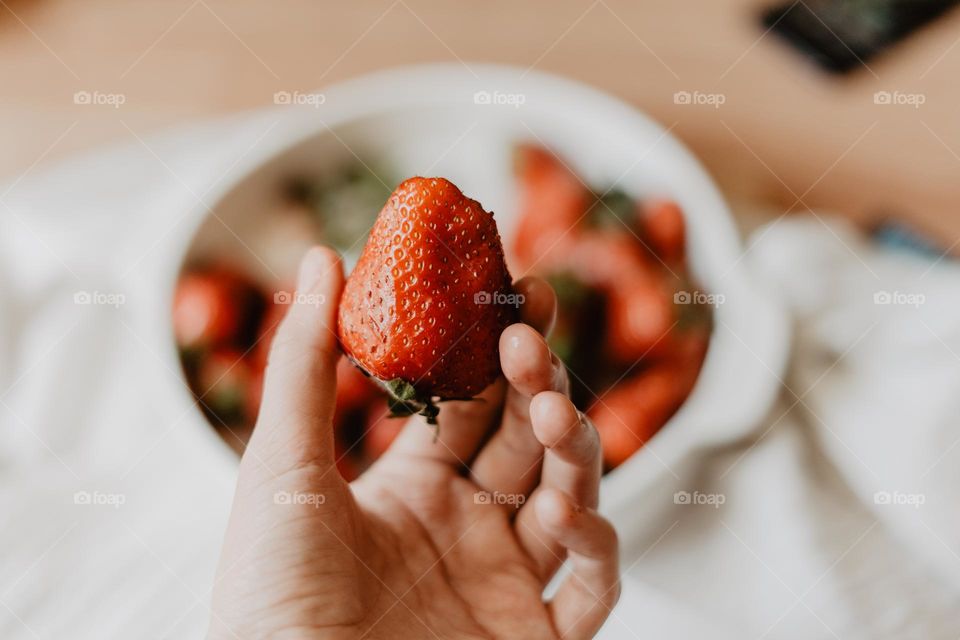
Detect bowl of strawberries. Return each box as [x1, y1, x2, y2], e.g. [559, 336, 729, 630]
[165, 64, 787, 513]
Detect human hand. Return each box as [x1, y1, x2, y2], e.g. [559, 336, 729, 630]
[208, 247, 620, 639]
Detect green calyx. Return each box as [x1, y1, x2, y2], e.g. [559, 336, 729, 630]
[383, 378, 441, 425]
[346, 357, 479, 431]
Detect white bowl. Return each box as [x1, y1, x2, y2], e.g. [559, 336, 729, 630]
[147, 63, 789, 537]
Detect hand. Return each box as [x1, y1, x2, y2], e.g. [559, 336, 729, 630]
[208, 247, 620, 640]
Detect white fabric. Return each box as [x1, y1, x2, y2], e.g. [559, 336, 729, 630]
[2, 120, 959, 640]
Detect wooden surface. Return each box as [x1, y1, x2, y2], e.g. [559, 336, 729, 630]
[2, 0, 959, 243]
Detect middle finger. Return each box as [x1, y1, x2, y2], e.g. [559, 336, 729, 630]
[469, 323, 569, 501]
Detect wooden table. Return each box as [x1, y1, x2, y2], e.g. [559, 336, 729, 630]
[3, 0, 959, 244]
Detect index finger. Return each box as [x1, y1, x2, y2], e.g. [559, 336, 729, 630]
[245, 247, 345, 479]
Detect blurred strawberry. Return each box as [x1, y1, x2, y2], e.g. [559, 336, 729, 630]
[639, 199, 686, 263]
[542, 272, 608, 410]
[589, 365, 688, 469]
[559, 232, 655, 290]
[541, 232, 678, 366]
[606, 279, 675, 364]
[173, 269, 263, 351]
[196, 348, 256, 426]
[513, 144, 590, 271]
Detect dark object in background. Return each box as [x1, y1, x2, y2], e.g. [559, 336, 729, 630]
[870, 219, 950, 258]
[763, 0, 960, 73]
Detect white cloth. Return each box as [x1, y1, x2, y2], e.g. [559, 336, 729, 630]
[2, 120, 959, 639]
[599, 220, 960, 639]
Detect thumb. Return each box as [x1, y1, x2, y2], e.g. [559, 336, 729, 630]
[244, 246, 345, 479]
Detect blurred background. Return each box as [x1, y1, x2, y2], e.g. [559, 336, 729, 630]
[3, 0, 959, 242]
[5, 3, 960, 638]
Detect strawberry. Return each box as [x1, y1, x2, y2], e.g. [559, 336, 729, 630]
[338, 177, 517, 423]
[589, 329, 709, 469]
[549, 231, 655, 290]
[589, 365, 685, 468]
[195, 348, 257, 426]
[173, 269, 263, 351]
[605, 278, 675, 364]
[639, 199, 686, 263]
[512, 144, 590, 272]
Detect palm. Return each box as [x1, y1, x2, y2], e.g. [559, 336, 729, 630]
[344, 455, 556, 639]
[209, 250, 619, 640]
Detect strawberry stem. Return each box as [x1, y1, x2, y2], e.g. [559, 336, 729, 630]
[383, 378, 440, 426]
[344, 358, 461, 428]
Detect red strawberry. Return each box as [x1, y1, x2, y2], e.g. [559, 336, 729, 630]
[589, 365, 685, 468]
[338, 177, 517, 423]
[552, 231, 655, 290]
[639, 199, 686, 263]
[605, 278, 675, 364]
[196, 348, 256, 426]
[173, 269, 262, 351]
[512, 144, 590, 272]
[589, 330, 708, 469]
